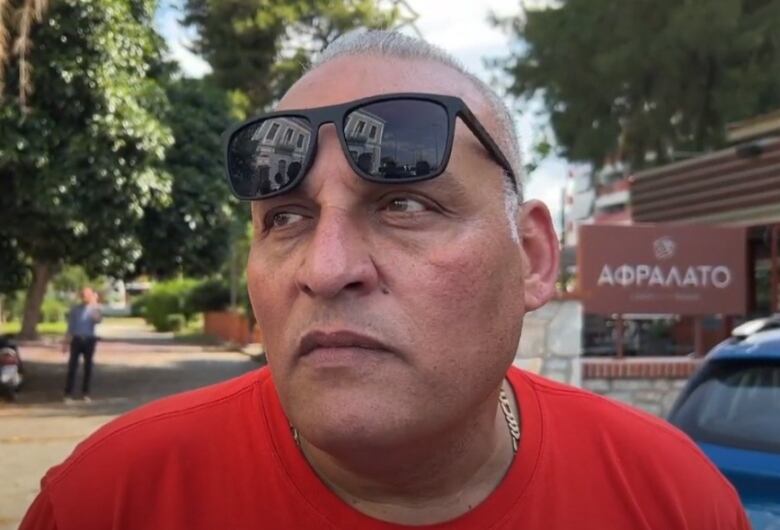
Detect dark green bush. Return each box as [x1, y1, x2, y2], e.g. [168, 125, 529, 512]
[130, 293, 148, 318]
[2, 291, 25, 321]
[186, 279, 231, 313]
[144, 278, 199, 331]
[41, 297, 68, 323]
[165, 313, 186, 332]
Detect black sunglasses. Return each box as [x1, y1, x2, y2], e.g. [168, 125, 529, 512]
[223, 92, 516, 200]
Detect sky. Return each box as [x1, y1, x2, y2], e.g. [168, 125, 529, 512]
[153, 0, 569, 225]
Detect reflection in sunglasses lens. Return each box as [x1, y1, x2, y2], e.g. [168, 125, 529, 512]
[229, 116, 312, 197]
[344, 100, 448, 180]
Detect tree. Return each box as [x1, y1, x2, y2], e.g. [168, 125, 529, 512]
[136, 77, 237, 278]
[0, 0, 173, 338]
[182, 0, 400, 110]
[0, 235, 28, 296]
[0, 0, 51, 107]
[497, 0, 780, 169]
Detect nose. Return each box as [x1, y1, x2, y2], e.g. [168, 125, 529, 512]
[295, 207, 380, 299]
[294, 125, 380, 299]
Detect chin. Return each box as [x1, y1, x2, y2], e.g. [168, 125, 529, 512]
[301, 414, 398, 454]
[294, 390, 427, 453]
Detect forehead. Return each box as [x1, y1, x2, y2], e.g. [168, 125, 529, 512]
[278, 54, 490, 117]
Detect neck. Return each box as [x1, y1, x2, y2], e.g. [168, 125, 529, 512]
[296, 381, 519, 525]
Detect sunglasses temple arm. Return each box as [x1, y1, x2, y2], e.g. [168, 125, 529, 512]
[458, 109, 519, 190]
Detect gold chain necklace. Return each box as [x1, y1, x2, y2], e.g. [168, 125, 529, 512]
[499, 385, 520, 454]
[291, 383, 520, 454]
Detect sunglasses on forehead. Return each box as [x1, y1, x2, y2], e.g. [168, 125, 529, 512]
[223, 92, 516, 201]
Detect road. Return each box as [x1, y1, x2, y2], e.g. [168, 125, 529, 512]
[0, 319, 260, 529]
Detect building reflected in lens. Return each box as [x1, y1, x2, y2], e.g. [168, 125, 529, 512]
[354, 100, 447, 180]
[344, 109, 385, 174]
[249, 118, 311, 193]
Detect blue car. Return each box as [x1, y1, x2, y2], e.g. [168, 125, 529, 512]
[668, 320, 780, 529]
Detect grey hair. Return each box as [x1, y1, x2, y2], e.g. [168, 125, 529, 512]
[312, 29, 524, 212]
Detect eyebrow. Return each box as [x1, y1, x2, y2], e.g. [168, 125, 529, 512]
[414, 169, 472, 203]
[250, 168, 476, 214]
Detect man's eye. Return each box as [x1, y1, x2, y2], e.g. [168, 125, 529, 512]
[269, 212, 305, 228]
[384, 197, 427, 213]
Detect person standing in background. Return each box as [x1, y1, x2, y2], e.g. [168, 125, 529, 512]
[62, 287, 102, 403]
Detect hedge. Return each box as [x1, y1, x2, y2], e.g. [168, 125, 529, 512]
[143, 278, 199, 332]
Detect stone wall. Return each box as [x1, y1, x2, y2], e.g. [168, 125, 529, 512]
[513, 298, 582, 387]
[513, 298, 702, 417]
[583, 377, 688, 417]
[581, 359, 701, 417]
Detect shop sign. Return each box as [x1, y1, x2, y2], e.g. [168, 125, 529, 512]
[578, 224, 747, 315]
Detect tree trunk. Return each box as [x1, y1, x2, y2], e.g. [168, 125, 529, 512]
[19, 260, 54, 340]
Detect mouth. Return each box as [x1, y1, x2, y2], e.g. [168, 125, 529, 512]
[296, 330, 394, 364]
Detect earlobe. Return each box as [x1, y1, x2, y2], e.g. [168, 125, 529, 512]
[520, 200, 560, 311]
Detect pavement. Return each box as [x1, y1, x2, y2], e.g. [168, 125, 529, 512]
[0, 319, 260, 530]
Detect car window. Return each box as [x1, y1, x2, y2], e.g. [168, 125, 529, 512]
[669, 360, 780, 454]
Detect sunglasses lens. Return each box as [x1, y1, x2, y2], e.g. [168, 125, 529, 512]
[344, 100, 449, 180]
[227, 116, 312, 198]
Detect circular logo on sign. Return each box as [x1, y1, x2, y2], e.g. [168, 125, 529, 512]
[653, 237, 675, 260]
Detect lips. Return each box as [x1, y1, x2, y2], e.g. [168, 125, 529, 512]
[296, 330, 393, 358]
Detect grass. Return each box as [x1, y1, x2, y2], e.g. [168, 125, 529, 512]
[0, 314, 222, 346]
[0, 321, 67, 336]
[0, 315, 145, 337]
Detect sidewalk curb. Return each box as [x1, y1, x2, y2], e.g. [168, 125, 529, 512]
[236, 343, 267, 364]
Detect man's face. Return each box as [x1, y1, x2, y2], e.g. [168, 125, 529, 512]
[81, 288, 96, 304]
[246, 55, 557, 451]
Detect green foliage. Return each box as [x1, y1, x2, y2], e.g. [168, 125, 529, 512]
[50, 266, 91, 296]
[165, 313, 186, 332]
[183, 0, 282, 110]
[186, 279, 231, 313]
[183, 0, 401, 110]
[48, 265, 109, 302]
[497, 0, 780, 168]
[143, 278, 199, 331]
[40, 297, 67, 323]
[217, 218, 253, 308]
[0, 291, 25, 322]
[0, 0, 174, 282]
[0, 237, 28, 296]
[0, 320, 67, 336]
[130, 293, 148, 318]
[136, 78, 236, 278]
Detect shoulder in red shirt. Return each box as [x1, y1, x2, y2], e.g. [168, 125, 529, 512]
[20, 367, 750, 530]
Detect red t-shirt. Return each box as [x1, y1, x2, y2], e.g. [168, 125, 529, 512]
[21, 367, 749, 529]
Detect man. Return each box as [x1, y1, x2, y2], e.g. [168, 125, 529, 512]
[62, 286, 102, 403]
[22, 31, 749, 529]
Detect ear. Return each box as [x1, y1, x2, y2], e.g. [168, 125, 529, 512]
[519, 200, 560, 311]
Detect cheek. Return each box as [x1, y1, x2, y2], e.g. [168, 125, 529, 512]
[394, 227, 525, 360]
[246, 245, 290, 350]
